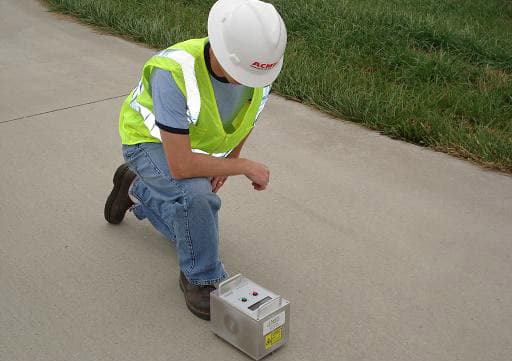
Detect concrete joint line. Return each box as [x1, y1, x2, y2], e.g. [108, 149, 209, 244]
[0, 94, 129, 125]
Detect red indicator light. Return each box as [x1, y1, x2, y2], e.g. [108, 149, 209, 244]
[252, 291, 258, 296]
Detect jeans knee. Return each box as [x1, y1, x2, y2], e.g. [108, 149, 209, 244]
[186, 191, 221, 213]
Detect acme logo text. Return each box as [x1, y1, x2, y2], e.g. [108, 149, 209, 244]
[251, 61, 277, 70]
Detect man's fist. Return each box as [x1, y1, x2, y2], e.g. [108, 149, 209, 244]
[244, 160, 270, 191]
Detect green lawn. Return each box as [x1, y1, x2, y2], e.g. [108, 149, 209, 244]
[45, 0, 512, 172]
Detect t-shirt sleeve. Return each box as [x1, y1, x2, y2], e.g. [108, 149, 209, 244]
[150, 68, 190, 134]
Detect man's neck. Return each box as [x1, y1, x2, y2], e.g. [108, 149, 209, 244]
[209, 46, 227, 80]
[205, 42, 239, 85]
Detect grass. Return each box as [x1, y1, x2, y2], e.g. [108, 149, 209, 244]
[45, 0, 512, 173]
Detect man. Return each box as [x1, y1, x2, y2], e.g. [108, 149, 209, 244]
[104, 0, 287, 320]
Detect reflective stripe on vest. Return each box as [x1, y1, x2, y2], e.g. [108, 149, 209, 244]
[255, 85, 271, 122]
[129, 80, 160, 139]
[129, 49, 201, 141]
[191, 148, 232, 158]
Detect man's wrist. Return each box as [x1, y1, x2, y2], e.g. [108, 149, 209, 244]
[236, 158, 251, 176]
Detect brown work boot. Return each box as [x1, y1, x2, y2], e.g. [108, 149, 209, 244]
[179, 272, 215, 320]
[104, 164, 137, 224]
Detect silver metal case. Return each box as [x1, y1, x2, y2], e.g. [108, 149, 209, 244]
[210, 274, 290, 360]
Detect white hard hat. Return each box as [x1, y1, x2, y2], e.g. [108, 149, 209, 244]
[208, 0, 287, 87]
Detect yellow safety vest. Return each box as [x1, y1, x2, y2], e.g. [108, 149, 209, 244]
[119, 37, 270, 157]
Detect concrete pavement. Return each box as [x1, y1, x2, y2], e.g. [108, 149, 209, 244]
[1, 1, 512, 360]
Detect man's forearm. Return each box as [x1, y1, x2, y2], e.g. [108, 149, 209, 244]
[175, 153, 250, 179]
[180, 133, 251, 178]
[161, 129, 258, 180]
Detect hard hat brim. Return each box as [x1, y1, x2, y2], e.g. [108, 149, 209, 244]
[207, 0, 284, 88]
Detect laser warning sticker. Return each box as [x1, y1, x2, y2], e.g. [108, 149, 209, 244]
[264, 326, 282, 349]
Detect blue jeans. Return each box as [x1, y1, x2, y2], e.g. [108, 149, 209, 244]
[122, 142, 228, 285]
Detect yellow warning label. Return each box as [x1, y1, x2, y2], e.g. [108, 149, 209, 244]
[264, 326, 282, 349]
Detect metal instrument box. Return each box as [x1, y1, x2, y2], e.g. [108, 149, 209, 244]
[210, 274, 290, 360]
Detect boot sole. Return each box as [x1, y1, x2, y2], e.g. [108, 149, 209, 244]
[104, 164, 134, 224]
[179, 277, 211, 321]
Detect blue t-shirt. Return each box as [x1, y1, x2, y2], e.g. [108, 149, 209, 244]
[150, 43, 263, 134]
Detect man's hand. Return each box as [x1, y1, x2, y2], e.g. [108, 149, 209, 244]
[245, 161, 270, 191]
[211, 176, 228, 193]
[210, 161, 269, 192]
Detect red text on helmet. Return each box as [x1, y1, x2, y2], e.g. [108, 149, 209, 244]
[251, 61, 277, 70]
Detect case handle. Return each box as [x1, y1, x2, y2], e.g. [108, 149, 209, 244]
[218, 274, 243, 295]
